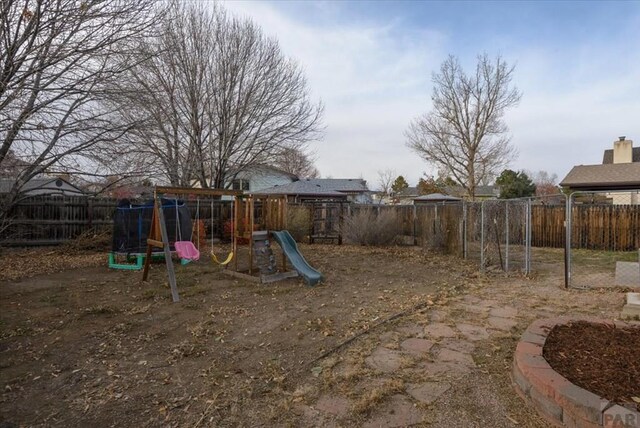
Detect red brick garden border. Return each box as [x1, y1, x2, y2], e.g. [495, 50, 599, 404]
[512, 317, 640, 428]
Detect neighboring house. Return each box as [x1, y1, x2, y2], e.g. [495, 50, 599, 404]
[190, 164, 299, 200]
[251, 180, 348, 202]
[372, 186, 420, 205]
[252, 178, 371, 203]
[0, 177, 86, 197]
[226, 164, 299, 192]
[306, 178, 371, 203]
[444, 185, 500, 200]
[413, 193, 462, 205]
[394, 187, 420, 205]
[475, 185, 501, 200]
[560, 137, 640, 205]
[370, 191, 388, 205]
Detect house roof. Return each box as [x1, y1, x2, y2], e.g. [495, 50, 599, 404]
[397, 187, 419, 197]
[0, 177, 85, 194]
[251, 178, 369, 199]
[304, 178, 369, 192]
[444, 185, 499, 198]
[602, 147, 640, 164]
[414, 193, 462, 202]
[560, 163, 640, 189]
[250, 180, 348, 197]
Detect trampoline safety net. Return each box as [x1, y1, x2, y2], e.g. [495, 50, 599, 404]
[111, 198, 193, 254]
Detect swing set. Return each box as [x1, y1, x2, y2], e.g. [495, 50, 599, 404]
[172, 197, 235, 265]
[141, 186, 297, 302]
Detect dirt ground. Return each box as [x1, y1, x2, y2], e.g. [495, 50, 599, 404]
[0, 244, 634, 427]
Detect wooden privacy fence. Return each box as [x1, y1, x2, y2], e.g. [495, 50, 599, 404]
[415, 204, 464, 254]
[531, 205, 566, 248]
[296, 201, 639, 253]
[2, 196, 638, 252]
[1, 195, 119, 246]
[570, 204, 640, 251]
[0, 195, 233, 247]
[531, 204, 640, 250]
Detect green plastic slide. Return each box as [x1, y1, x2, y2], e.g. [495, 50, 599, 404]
[271, 230, 323, 286]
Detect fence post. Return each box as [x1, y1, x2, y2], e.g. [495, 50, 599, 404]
[412, 204, 417, 246]
[338, 203, 344, 245]
[480, 202, 485, 271]
[565, 194, 573, 288]
[462, 202, 467, 259]
[505, 201, 509, 273]
[309, 203, 315, 244]
[524, 199, 527, 274]
[87, 197, 93, 229]
[525, 198, 532, 275]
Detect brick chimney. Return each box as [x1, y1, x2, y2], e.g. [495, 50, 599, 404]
[613, 136, 633, 164]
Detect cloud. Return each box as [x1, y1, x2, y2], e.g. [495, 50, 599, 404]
[505, 34, 640, 179]
[222, 1, 446, 187]
[222, 1, 640, 189]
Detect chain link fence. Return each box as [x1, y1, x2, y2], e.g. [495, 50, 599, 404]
[7, 191, 637, 290]
[460, 199, 532, 275]
[529, 194, 568, 284]
[568, 190, 640, 289]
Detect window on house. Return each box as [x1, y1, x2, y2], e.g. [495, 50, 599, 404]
[232, 179, 249, 191]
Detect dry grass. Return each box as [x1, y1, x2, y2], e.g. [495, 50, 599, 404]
[342, 209, 401, 246]
[287, 205, 312, 242]
[351, 378, 405, 414]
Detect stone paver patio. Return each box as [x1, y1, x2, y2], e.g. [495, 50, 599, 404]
[293, 273, 632, 427]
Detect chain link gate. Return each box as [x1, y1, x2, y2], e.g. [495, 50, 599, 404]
[567, 190, 640, 289]
[472, 199, 530, 274]
[463, 195, 570, 283]
[528, 194, 568, 285]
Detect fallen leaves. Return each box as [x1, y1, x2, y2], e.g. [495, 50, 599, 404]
[0, 247, 104, 281]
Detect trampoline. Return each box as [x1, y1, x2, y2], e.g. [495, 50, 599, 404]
[109, 198, 192, 270]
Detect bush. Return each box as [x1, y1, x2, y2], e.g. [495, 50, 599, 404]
[286, 205, 311, 243]
[62, 228, 112, 252]
[342, 208, 401, 246]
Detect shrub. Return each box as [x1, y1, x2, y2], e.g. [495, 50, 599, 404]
[342, 208, 401, 246]
[286, 205, 311, 243]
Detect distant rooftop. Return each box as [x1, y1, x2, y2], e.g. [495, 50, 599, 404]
[303, 178, 368, 192]
[251, 177, 369, 197]
[0, 177, 84, 195]
[560, 163, 640, 189]
[250, 180, 348, 197]
[414, 193, 462, 202]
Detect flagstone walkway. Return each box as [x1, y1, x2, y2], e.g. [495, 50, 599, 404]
[290, 275, 630, 427]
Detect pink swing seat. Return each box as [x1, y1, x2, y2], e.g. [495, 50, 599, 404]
[175, 241, 200, 261]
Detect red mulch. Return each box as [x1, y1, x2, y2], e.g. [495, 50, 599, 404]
[543, 321, 640, 411]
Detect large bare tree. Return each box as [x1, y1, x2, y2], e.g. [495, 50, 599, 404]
[406, 54, 521, 200]
[0, 0, 157, 215]
[112, 2, 323, 189]
[272, 146, 319, 178]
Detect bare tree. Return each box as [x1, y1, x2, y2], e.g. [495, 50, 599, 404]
[0, 0, 157, 216]
[529, 170, 559, 196]
[377, 168, 395, 204]
[272, 146, 319, 178]
[406, 54, 521, 200]
[112, 2, 323, 189]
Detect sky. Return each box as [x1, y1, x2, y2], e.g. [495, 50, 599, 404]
[221, 0, 640, 189]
